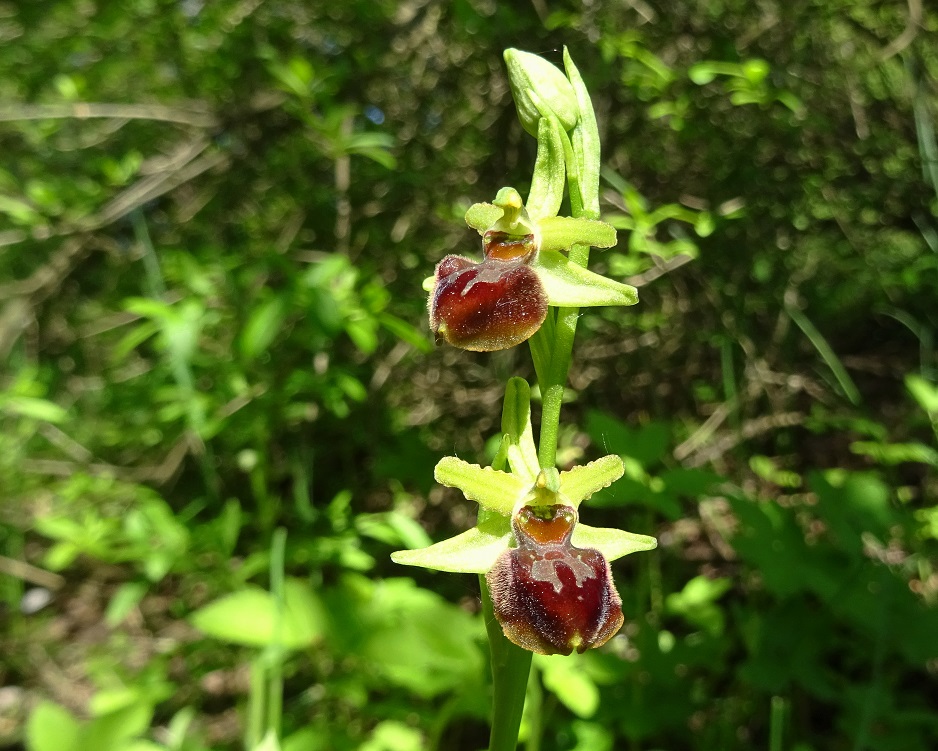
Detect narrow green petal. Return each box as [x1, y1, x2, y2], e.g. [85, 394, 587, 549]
[391, 518, 511, 574]
[559, 455, 625, 507]
[571, 524, 657, 562]
[538, 216, 616, 251]
[534, 250, 638, 307]
[465, 203, 504, 234]
[434, 456, 527, 515]
[501, 378, 539, 482]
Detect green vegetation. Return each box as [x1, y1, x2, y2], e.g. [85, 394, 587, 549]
[1, 2, 937, 750]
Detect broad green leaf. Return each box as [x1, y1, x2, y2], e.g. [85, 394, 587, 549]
[26, 701, 81, 751]
[83, 703, 153, 751]
[360, 720, 423, 751]
[571, 524, 657, 562]
[391, 513, 511, 574]
[559, 455, 624, 506]
[534, 250, 638, 307]
[190, 578, 324, 649]
[433, 457, 527, 515]
[357, 578, 485, 697]
[538, 653, 600, 718]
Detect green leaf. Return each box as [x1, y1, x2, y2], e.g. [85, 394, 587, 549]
[559, 455, 625, 506]
[239, 297, 287, 360]
[190, 578, 324, 649]
[378, 312, 433, 352]
[433, 457, 527, 515]
[571, 524, 657, 562]
[534, 250, 638, 307]
[906, 374, 938, 414]
[390, 512, 511, 574]
[105, 581, 148, 627]
[538, 654, 600, 718]
[0, 395, 68, 423]
[360, 720, 423, 751]
[850, 440, 938, 467]
[0, 193, 43, 225]
[83, 703, 153, 751]
[27, 701, 81, 751]
[501, 378, 539, 482]
[538, 217, 617, 251]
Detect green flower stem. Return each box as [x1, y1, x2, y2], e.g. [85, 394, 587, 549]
[481, 574, 533, 751]
[536, 232, 593, 470]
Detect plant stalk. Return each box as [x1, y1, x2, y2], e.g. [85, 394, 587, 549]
[481, 574, 533, 751]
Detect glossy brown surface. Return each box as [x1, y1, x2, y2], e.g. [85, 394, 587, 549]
[482, 230, 538, 263]
[429, 255, 547, 352]
[486, 504, 624, 655]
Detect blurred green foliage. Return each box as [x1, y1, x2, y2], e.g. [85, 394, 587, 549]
[1, 1, 937, 750]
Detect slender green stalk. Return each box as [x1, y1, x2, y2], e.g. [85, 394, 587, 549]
[267, 528, 287, 740]
[481, 575, 533, 751]
[769, 696, 786, 751]
[524, 662, 543, 751]
[246, 658, 265, 750]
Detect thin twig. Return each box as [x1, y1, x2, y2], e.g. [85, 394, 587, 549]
[0, 102, 218, 128]
[878, 0, 922, 62]
[0, 556, 65, 591]
[625, 253, 695, 287]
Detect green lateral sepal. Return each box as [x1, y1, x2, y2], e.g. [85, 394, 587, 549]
[534, 250, 639, 307]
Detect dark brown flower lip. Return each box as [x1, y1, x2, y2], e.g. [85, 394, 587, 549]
[428, 254, 547, 352]
[486, 503, 624, 655]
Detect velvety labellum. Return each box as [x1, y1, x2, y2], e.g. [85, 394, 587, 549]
[486, 504, 624, 655]
[429, 255, 547, 352]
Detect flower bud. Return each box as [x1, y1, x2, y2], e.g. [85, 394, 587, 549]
[486, 503, 624, 655]
[504, 49, 579, 137]
[429, 255, 547, 352]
